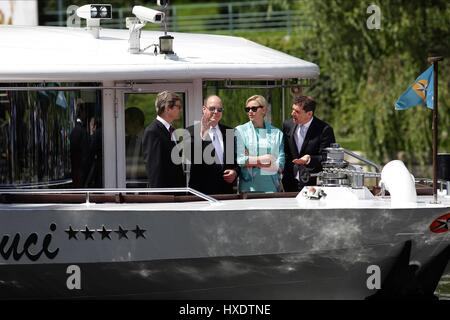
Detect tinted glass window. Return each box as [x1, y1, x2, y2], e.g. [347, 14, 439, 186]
[0, 83, 102, 189]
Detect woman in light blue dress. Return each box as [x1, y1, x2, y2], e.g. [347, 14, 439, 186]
[235, 95, 285, 193]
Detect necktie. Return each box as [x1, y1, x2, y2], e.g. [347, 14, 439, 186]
[296, 125, 307, 152]
[300, 125, 306, 139]
[211, 127, 223, 164]
[169, 125, 175, 141]
[295, 125, 307, 182]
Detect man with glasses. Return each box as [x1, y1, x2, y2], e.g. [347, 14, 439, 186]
[142, 90, 185, 188]
[282, 95, 335, 192]
[187, 95, 238, 195]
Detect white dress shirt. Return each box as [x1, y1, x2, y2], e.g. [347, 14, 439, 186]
[207, 125, 224, 150]
[156, 115, 176, 141]
[294, 117, 313, 153]
[294, 117, 313, 181]
[207, 125, 224, 164]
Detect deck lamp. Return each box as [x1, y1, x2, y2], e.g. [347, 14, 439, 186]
[76, 4, 112, 39]
[158, 0, 175, 55]
[159, 35, 174, 55]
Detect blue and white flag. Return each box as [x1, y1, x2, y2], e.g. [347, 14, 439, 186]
[395, 66, 434, 110]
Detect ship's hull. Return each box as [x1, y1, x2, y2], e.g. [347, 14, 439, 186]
[0, 199, 449, 299]
[0, 247, 404, 299]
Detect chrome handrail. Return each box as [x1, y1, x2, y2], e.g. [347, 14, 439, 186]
[0, 187, 219, 204]
[343, 148, 381, 173]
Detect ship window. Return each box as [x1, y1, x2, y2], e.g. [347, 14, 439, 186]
[124, 92, 185, 188]
[202, 80, 286, 129]
[0, 83, 103, 189]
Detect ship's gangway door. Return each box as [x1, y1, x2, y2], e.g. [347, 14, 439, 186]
[115, 83, 196, 189]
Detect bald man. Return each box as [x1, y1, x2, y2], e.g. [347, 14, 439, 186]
[186, 95, 238, 195]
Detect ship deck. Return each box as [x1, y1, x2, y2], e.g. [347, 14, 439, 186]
[1, 191, 449, 212]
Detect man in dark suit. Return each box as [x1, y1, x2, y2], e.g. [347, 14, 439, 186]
[186, 95, 237, 195]
[282, 95, 335, 192]
[83, 117, 103, 188]
[142, 91, 185, 188]
[69, 102, 88, 188]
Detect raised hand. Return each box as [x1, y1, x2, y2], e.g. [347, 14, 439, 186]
[200, 113, 212, 139]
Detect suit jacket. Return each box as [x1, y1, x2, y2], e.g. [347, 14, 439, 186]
[282, 117, 335, 192]
[69, 120, 88, 188]
[186, 123, 238, 195]
[142, 119, 185, 188]
[83, 129, 103, 188]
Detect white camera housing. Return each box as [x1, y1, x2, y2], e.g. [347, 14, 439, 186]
[157, 0, 169, 6]
[132, 6, 164, 24]
[76, 4, 112, 39]
[76, 4, 112, 20]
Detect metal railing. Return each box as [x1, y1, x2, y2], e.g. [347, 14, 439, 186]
[0, 187, 219, 204]
[42, 0, 310, 35]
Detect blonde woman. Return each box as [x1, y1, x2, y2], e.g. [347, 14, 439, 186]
[235, 95, 285, 193]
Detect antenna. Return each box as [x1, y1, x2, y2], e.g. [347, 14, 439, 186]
[158, 0, 174, 54]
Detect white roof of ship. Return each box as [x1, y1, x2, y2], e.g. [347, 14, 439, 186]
[0, 25, 319, 82]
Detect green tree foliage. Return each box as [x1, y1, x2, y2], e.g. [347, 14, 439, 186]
[298, 0, 450, 170]
[40, 0, 449, 173]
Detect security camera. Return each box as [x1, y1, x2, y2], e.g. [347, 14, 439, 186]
[157, 0, 169, 6]
[76, 4, 112, 20]
[132, 6, 164, 24]
[127, 5, 175, 55]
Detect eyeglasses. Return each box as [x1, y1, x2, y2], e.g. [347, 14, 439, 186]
[245, 105, 263, 113]
[207, 107, 223, 113]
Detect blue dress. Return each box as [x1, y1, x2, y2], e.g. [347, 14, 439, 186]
[235, 121, 285, 193]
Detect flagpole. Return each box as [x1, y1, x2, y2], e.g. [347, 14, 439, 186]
[428, 56, 443, 203]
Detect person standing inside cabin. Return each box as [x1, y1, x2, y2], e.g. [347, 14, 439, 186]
[282, 95, 336, 192]
[69, 100, 88, 188]
[142, 91, 185, 188]
[187, 95, 238, 195]
[83, 116, 102, 188]
[125, 107, 146, 183]
[235, 95, 285, 193]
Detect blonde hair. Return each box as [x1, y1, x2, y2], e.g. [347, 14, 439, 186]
[246, 95, 268, 109]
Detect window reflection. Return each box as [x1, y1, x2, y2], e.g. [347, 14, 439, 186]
[125, 106, 146, 187]
[0, 83, 102, 189]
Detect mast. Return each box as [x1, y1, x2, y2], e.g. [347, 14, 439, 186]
[427, 56, 443, 203]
